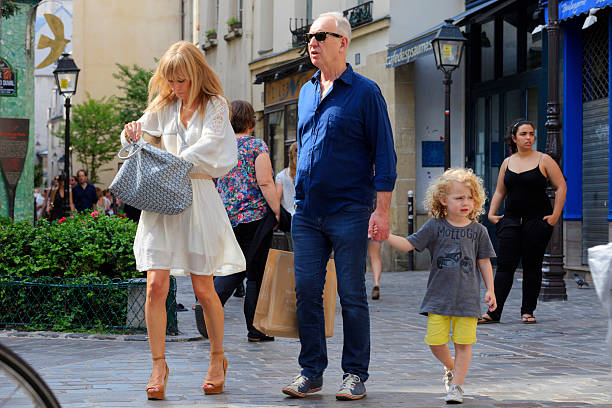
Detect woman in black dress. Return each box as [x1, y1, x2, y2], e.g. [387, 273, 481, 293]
[48, 174, 74, 220]
[479, 119, 566, 324]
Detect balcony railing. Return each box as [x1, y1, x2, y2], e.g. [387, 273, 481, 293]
[343, 1, 373, 28]
[290, 18, 312, 49]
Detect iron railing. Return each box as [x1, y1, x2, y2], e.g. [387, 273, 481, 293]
[0, 275, 178, 335]
[290, 18, 312, 48]
[343, 1, 373, 28]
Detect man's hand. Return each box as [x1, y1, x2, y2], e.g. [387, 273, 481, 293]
[368, 210, 390, 241]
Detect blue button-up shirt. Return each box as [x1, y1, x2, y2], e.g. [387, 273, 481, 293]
[295, 64, 397, 216]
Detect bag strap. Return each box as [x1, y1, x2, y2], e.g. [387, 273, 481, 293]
[118, 142, 143, 160]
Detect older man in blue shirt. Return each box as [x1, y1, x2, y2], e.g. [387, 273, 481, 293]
[281, 12, 396, 401]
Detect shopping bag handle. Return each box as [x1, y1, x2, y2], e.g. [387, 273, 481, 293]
[118, 142, 143, 160]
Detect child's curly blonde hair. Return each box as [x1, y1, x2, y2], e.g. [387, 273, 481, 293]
[424, 168, 486, 221]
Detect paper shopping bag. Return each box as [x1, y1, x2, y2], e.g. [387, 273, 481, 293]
[253, 249, 336, 338]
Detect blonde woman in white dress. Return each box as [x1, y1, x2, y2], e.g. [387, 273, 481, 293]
[122, 41, 245, 400]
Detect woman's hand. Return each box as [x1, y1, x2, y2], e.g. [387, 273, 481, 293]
[124, 121, 142, 142]
[488, 214, 503, 224]
[543, 214, 558, 226]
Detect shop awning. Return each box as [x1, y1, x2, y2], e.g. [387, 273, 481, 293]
[386, 0, 507, 68]
[558, 0, 612, 21]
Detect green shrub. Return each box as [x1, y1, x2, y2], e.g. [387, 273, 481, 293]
[0, 212, 139, 279]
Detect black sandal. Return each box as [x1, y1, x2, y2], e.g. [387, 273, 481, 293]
[477, 314, 500, 324]
[521, 314, 537, 324]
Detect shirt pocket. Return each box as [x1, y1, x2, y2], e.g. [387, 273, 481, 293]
[326, 113, 365, 148]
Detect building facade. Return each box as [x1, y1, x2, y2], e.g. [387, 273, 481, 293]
[185, 0, 611, 273]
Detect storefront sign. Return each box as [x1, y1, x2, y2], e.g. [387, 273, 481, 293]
[386, 33, 435, 69]
[0, 58, 17, 96]
[0, 118, 29, 218]
[558, 0, 612, 21]
[265, 69, 316, 106]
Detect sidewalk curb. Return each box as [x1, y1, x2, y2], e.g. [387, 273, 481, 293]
[0, 329, 204, 342]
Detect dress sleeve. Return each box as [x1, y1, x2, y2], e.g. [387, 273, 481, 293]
[180, 98, 238, 178]
[120, 110, 163, 147]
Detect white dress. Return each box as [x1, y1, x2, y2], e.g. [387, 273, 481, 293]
[120, 97, 246, 276]
[275, 168, 295, 215]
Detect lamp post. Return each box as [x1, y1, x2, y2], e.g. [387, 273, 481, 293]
[432, 19, 467, 170]
[53, 53, 80, 216]
[539, 0, 567, 301]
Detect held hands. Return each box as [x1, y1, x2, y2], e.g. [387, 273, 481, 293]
[124, 121, 142, 143]
[368, 211, 390, 242]
[484, 290, 497, 312]
[488, 214, 504, 224]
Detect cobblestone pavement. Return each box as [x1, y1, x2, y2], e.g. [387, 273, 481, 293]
[1, 271, 611, 407]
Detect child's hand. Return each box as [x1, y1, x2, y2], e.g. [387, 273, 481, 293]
[484, 290, 497, 312]
[368, 225, 379, 239]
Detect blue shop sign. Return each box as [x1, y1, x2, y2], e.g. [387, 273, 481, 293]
[386, 33, 435, 69]
[558, 0, 612, 20]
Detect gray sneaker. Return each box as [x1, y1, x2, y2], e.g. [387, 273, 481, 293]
[443, 369, 454, 392]
[335, 373, 366, 400]
[282, 374, 323, 398]
[445, 383, 464, 404]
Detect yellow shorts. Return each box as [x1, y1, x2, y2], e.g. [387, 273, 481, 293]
[424, 314, 477, 345]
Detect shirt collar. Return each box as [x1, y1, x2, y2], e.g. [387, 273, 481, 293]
[310, 63, 354, 86]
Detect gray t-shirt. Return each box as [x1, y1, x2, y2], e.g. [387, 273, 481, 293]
[407, 218, 496, 318]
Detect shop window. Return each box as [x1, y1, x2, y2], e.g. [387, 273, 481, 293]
[264, 103, 298, 174]
[480, 21, 495, 82]
[267, 110, 285, 173]
[525, 2, 542, 70]
[502, 12, 518, 77]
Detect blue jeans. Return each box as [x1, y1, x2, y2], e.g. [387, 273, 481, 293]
[292, 204, 371, 381]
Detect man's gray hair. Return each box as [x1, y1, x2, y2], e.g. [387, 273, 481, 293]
[316, 11, 351, 42]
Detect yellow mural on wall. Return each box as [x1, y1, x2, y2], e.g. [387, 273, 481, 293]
[36, 13, 70, 69]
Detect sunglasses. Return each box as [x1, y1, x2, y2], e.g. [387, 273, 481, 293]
[306, 31, 343, 43]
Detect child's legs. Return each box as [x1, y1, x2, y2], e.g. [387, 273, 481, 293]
[452, 344, 472, 386]
[450, 316, 477, 386]
[368, 240, 382, 286]
[425, 314, 454, 370]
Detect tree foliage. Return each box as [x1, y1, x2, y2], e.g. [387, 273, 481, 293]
[113, 63, 153, 124]
[55, 95, 121, 184]
[1, 1, 20, 19]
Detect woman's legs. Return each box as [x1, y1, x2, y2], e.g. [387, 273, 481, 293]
[368, 241, 382, 286]
[245, 228, 273, 339]
[486, 223, 522, 321]
[191, 274, 225, 385]
[520, 219, 554, 316]
[145, 269, 170, 390]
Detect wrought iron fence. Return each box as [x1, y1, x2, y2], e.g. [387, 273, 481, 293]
[0, 275, 178, 335]
[343, 1, 373, 28]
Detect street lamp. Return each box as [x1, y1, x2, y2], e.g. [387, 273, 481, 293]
[539, 0, 567, 301]
[432, 19, 467, 170]
[53, 53, 80, 216]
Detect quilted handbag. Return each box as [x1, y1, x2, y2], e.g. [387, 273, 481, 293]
[110, 141, 194, 215]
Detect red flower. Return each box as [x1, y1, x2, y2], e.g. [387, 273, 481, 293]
[58, 217, 66, 224]
[91, 210, 99, 217]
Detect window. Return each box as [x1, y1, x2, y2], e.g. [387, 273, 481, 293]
[264, 103, 298, 173]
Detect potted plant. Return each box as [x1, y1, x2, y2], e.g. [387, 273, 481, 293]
[205, 29, 217, 40]
[227, 17, 241, 31]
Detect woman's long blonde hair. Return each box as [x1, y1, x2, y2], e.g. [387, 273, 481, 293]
[425, 168, 486, 221]
[145, 41, 228, 114]
[289, 142, 297, 180]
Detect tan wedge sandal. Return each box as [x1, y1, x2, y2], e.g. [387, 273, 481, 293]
[146, 356, 169, 400]
[203, 351, 228, 395]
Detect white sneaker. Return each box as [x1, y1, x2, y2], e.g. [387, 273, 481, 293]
[445, 383, 463, 404]
[443, 369, 454, 392]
